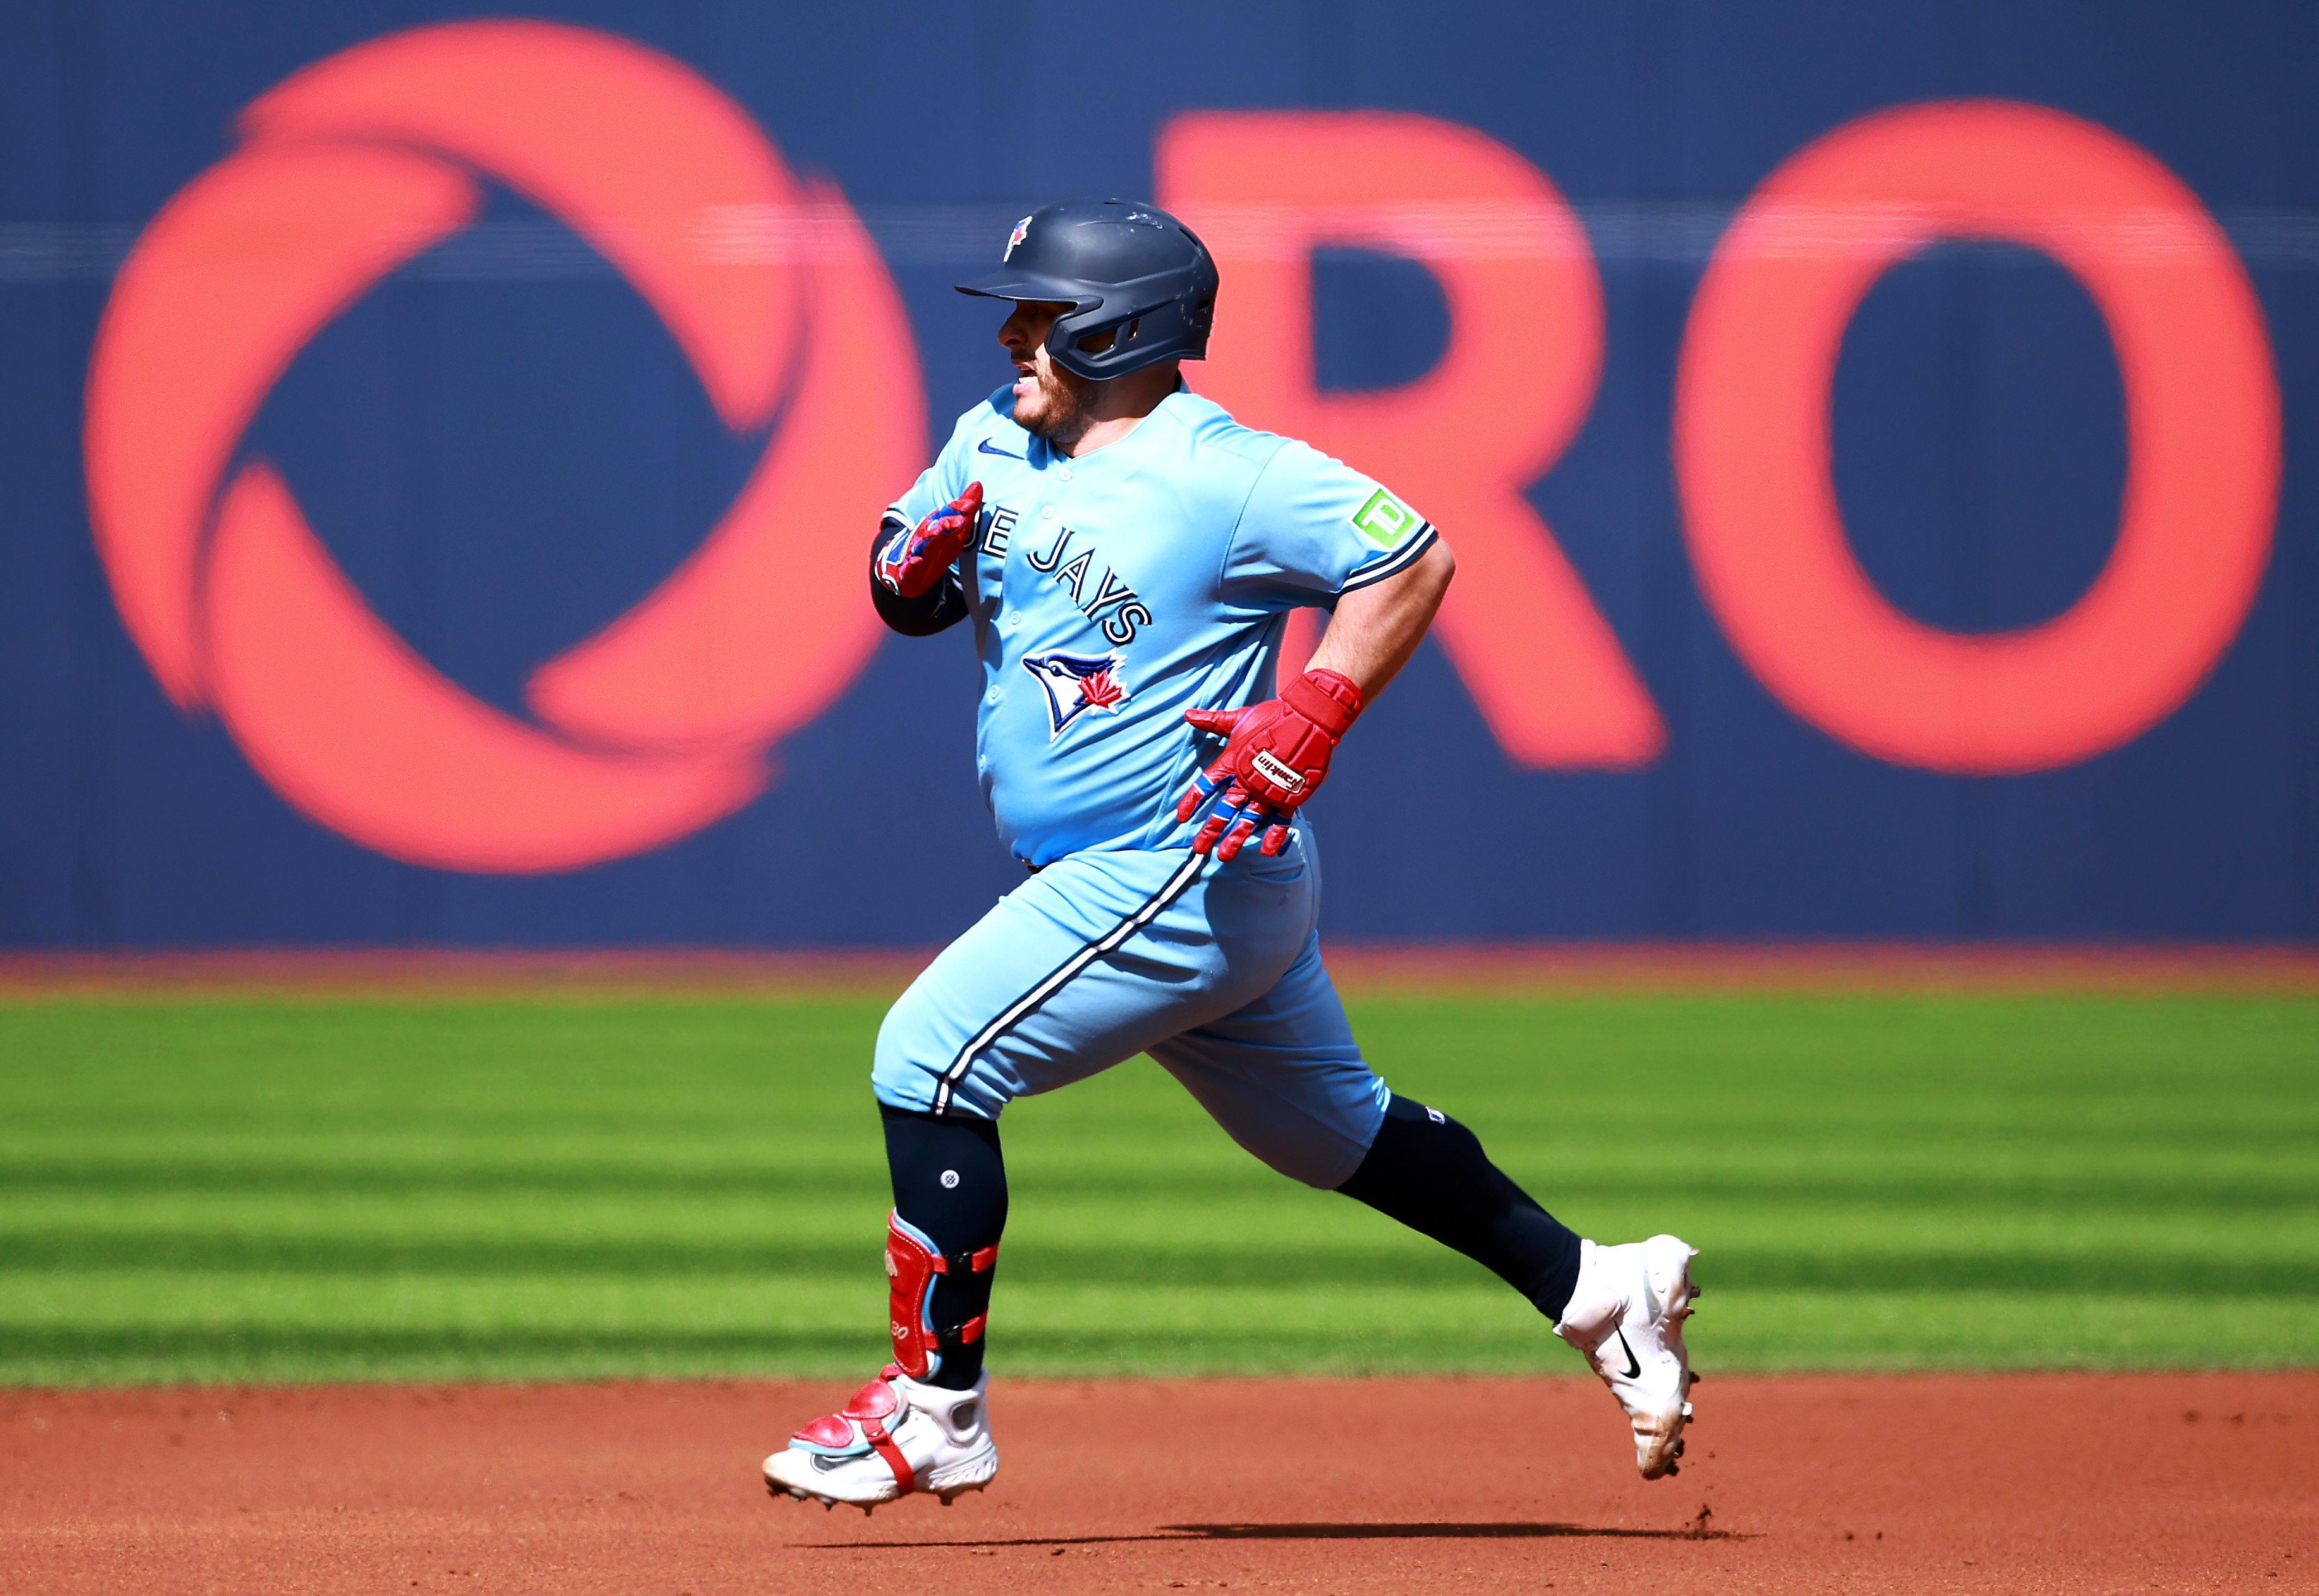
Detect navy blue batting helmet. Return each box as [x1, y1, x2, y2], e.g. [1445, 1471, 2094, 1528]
[955, 199, 1219, 381]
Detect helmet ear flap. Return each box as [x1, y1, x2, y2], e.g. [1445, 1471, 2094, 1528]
[1046, 298, 1201, 381]
[1074, 318, 1135, 357]
[1184, 289, 1216, 355]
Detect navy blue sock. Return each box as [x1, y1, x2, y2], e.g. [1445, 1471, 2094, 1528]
[880, 1103, 1007, 1389]
[1336, 1093, 1585, 1321]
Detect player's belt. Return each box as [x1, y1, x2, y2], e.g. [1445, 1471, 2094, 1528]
[932, 851, 1208, 1116]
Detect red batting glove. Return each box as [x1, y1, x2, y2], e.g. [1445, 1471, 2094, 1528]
[1174, 668, 1363, 860]
[875, 482, 983, 597]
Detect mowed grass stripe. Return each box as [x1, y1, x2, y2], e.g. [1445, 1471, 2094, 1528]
[1, 1205, 2315, 1294]
[1, 994, 2310, 1384]
[0, 1275, 2300, 1383]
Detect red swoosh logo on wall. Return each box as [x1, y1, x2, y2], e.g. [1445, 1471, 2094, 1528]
[83, 20, 922, 872]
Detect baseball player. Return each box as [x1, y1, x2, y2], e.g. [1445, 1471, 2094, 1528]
[762, 199, 1697, 1513]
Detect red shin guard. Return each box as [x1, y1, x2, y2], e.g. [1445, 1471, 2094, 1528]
[884, 1211, 997, 1379]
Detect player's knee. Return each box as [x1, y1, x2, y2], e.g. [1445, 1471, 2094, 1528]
[872, 977, 950, 1062]
[871, 992, 1018, 1119]
[868, 1053, 930, 1112]
[870, 996, 942, 1110]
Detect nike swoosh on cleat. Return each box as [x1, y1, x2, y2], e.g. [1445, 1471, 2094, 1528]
[1610, 1324, 1641, 1381]
[977, 439, 1025, 459]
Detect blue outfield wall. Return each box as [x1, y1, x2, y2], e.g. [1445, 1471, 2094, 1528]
[0, 1, 2313, 946]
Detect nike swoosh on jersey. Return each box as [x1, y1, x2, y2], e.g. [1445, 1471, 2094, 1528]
[977, 439, 1026, 460]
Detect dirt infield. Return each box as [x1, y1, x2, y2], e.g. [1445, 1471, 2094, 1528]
[3, 942, 2315, 997]
[6, 1374, 2311, 1593]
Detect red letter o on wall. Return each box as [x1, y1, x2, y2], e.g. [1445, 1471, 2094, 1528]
[1675, 100, 2278, 774]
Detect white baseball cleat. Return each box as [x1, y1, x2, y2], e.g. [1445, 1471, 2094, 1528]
[764, 1363, 998, 1513]
[1554, 1234, 1700, 1480]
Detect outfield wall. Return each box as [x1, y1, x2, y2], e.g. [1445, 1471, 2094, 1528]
[3, 2, 2313, 946]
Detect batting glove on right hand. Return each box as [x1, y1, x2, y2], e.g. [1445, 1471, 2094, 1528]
[875, 482, 983, 598]
[1174, 667, 1363, 860]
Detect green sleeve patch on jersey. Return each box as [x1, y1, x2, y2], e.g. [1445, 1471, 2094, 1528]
[1351, 488, 1418, 547]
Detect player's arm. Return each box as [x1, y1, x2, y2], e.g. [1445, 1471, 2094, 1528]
[1177, 535, 1455, 858]
[868, 482, 982, 637]
[1305, 537, 1456, 702]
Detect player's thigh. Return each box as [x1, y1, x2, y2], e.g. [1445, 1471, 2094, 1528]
[873, 849, 1311, 1119]
[1147, 927, 1389, 1190]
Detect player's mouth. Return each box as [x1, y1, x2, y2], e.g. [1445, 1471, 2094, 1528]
[1011, 360, 1038, 400]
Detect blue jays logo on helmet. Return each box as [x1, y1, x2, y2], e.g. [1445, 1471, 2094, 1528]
[1021, 650, 1128, 738]
[1004, 214, 1033, 261]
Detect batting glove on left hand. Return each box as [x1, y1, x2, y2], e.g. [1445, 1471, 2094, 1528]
[875, 482, 983, 598]
[1174, 667, 1363, 860]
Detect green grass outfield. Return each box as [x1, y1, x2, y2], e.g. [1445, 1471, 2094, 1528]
[1, 992, 2311, 1386]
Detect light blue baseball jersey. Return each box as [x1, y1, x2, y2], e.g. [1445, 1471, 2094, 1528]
[887, 384, 1437, 868]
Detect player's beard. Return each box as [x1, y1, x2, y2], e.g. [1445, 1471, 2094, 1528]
[1011, 358, 1103, 453]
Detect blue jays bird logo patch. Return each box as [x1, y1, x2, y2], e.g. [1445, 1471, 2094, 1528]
[1021, 650, 1128, 738]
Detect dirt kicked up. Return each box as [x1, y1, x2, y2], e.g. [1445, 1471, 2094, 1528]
[6, 1373, 2312, 1594]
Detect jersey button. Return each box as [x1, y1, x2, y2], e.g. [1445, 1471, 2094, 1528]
[1040, 504, 1056, 518]
[985, 690, 1001, 705]
[1005, 611, 1022, 628]
[1057, 465, 1073, 482]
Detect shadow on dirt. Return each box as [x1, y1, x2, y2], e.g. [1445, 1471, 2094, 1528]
[1172, 1522, 1742, 1540]
[805, 1520, 1746, 1549]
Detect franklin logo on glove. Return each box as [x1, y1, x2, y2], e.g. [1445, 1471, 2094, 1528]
[1176, 667, 1363, 860]
[1250, 750, 1305, 794]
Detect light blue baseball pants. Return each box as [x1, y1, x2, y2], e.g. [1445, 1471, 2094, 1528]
[871, 828, 1390, 1190]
